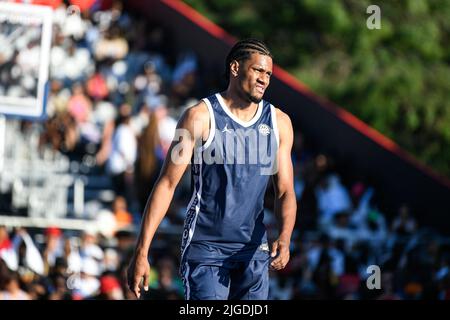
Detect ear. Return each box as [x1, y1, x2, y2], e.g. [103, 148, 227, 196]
[230, 60, 239, 78]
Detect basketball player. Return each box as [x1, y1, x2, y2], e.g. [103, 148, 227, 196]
[127, 39, 296, 300]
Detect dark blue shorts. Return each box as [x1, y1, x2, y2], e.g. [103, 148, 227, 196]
[181, 258, 270, 300]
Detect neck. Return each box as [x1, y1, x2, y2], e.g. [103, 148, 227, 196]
[222, 86, 258, 110]
[220, 88, 260, 122]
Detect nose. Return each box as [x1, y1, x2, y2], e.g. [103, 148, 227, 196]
[257, 77, 267, 86]
[259, 73, 270, 85]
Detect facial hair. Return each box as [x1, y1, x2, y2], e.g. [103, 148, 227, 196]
[236, 77, 263, 104]
[244, 90, 262, 104]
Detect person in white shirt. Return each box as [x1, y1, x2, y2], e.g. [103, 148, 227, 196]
[315, 174, 352, 229]
[0, 272, 30, 300]
[107, 104, 137, 205]
[12, 229, 45, 276]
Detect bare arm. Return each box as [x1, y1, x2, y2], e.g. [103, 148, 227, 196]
[270, 109, 297, 270]
[127, 101, 208, 298]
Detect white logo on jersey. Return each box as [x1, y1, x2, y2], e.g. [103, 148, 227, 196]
[258, 124, 271, 136]
[259, 243, 270, 252]
[222, 123, 232, 133]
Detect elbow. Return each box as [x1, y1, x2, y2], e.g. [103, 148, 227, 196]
[277, 188, 297, 211]
[157, 175, 178, 193]
[276, 185, 296, 201]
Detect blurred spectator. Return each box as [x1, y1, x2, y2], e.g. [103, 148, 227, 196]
[358, 209, 388, 256]
[106, 104, 137, 205]
[79, 230, 104, 263]
[94, 274, 124, 300]
[326, 211, 359, 251]
[103, 248, 120, 273]
[392, 204, 417, 236]
[315, 174, 352, 229]
[171, 51, 198, 103]
[72, 257, 100, 299]
[42, 227, 64, 273]
[0, 226, 18, 271]
[63, 237, 82, 274]
[269, 274, 295, 300]
[136, 61, 163, 101]
[150, 96, 177, 157]
[46, 79, 71, 116]
[61, 2, 89, 39]
[87, 70, 109, 101]
[12, 228, 45, 275]
[40, 112, 79, 152]
[51, 40, 93, 85]
[50, 256, 69, 278]
[306, 234, 345, 287]
[375, 272, 401, 300]
[134, 110, 162, 211]
[93, 100, 117, 166]
[0, 271, 30, 300]
[142, 256, 183, 300]
[68, 82, 93, 125]
[48, 273, 72, 300]
[111, 196, 133, 230]
[16, 36, 40, 74]
[94, 25, 128, 61]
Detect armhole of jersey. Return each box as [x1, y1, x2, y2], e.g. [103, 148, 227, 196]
[198, 98, 215, 151]
[270, 104, 280, 147]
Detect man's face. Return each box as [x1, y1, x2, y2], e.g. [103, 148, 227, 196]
[235, 53, 273, 103]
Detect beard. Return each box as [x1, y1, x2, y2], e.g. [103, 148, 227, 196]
[244, 90, 263, 104]
[236, 79, 264, 103]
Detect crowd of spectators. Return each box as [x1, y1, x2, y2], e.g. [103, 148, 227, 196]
[1, 0, 450, 300]
[0, 21, 41, 99]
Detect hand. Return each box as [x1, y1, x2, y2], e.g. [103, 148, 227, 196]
[270, 239, 290, 270]
[15, 227, 28, 237]
[127, 254, 150, 299]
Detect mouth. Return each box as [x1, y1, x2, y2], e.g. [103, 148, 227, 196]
[255, 85, 265, 94]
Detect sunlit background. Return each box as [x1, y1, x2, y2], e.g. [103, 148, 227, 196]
[0, 0, 449, 300]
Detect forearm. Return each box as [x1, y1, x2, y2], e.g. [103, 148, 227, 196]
[274, 190, 297, 242]
[134, 177, 176, 258]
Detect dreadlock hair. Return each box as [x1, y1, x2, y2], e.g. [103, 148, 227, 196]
[224, 38, 273, 83]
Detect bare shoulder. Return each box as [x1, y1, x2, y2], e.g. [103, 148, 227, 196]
[273, 107, 293, 148]
[177, 100, 209, 140]
[274, 107, 293, 131]
[180, 100, 209, 127]
[185, 100, 209, 120]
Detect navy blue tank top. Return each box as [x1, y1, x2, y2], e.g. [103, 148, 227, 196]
[181, 93, 279, 262]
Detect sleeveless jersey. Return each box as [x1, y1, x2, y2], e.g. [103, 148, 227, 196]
[181, 93, 279, 262]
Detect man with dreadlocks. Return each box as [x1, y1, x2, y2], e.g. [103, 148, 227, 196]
[127, 39, 296, 300]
